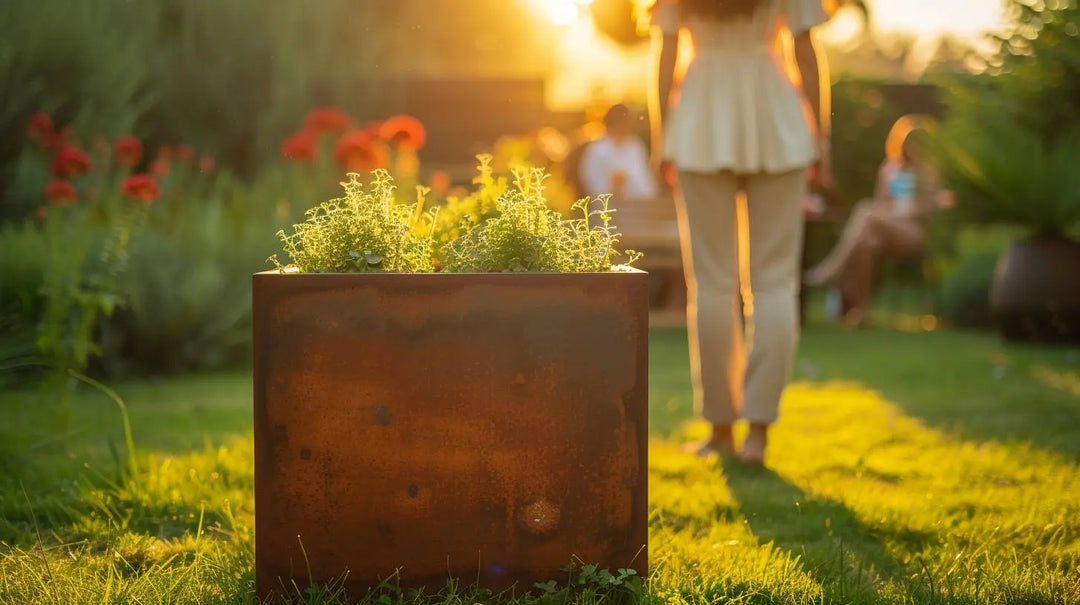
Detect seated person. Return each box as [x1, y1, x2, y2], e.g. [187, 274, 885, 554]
[578, 103, 659, 202]
[804, 117, 952, 326]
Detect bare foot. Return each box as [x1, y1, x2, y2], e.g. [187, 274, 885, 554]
[739, 423, 769, 466]
[841, 306, 870, 329]
[685, 423, 735, 458]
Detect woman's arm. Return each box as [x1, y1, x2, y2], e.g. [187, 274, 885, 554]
[793, 30, 828, 138]
[649, 1, 680, 165]
[873, 162, 890, 204]
[793, 29, 832, 186]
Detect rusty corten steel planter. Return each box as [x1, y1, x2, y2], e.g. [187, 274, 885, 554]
[252, 270, 649, 598]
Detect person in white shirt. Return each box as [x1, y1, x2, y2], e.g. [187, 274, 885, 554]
[579, 104, 659, 201]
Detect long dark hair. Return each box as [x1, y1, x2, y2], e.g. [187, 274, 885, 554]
[679, 0, 768, 19]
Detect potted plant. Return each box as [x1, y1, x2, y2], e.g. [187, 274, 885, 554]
[253, 159, 649, 598]
[936, 0, 1080, 344]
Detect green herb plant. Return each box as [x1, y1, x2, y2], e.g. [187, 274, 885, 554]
[271, 156, 640, 274]
[270, 170, 436, 273]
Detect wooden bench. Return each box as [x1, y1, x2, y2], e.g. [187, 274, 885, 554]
[610, 195, 685, 311]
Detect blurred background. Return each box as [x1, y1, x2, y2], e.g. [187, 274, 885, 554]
[1, 0, 1078, 383]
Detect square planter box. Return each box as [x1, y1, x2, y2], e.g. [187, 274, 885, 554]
[252, 270, 649, 598]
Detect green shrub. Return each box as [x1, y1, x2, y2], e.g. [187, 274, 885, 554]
[937, 253, 999, 329]
[143, 1, 392, 176]
[829, 79, 897, 207]
[0, 222, 48, 322]
[0, 222, 48, 385]
[934, 226, 1021, 330]
[92, 167, 296, 375]
[936, 0, 1080, 237]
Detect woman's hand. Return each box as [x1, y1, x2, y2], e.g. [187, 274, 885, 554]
[651, 152, 676, 191]
[811, 137, 833, 189]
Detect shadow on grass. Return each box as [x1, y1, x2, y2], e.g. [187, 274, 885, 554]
[723, 461, 927, 602]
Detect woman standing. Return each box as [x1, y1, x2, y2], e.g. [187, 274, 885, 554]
[650, 0, 831, 464]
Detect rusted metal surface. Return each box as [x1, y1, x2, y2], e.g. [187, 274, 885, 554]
[252, 271, 649, 597]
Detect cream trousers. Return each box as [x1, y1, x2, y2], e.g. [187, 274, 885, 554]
[675, 169, 807, 425]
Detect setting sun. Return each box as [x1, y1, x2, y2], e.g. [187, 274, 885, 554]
[530, 0, 594, 26]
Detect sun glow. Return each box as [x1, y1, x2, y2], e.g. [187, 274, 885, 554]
[530, 0, 594, 27]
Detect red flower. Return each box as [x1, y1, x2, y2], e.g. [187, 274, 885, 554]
[27, 112, 54, 141]
[378, 115, 426, 150]
[45, 127, 72, 152]
[281, 132, 317, 163]
[122, 174, 160, 204]
[44, 180, 77, 206]
[304, 107, 352, 136]
[198, 156, 216, 174]
[35, 205, 48, 220]
[334, 131, 389, 172]
[114, 135, 144, 167]
[51, 147, 92, 178]
[156, 146, 174, 162]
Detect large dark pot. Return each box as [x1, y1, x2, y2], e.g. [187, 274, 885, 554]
[990, 235, 1080, 344]
[252, 270, 649, 598]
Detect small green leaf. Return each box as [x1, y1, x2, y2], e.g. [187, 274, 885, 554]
[533, 580, 558, 594]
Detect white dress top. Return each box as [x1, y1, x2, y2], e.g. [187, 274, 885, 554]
[654, 0, 826, 174]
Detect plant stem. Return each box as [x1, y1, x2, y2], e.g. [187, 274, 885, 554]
[66, 369, 139, 481]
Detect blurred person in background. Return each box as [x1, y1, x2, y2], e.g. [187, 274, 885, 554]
[804, 118, 954, 326]
[650, 0, 831, 465]
[579, 103, 659, 202]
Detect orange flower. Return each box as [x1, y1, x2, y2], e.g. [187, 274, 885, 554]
[122, 174, 160, 204]
[92, 135, 111, 154]
[281, 132, 317, 163]
[150, 158, 171, 177]
[334, 131, 389, 172]
[378, 115, 426, 150]
[198, 156, 216, 174]
[27, 112, 53, 141]
[114, 135, 144, 167]
[44, 180, 77, 206]
[429, 170, 452, 196]
[176, 144, 195, 163]
[304, 107, 352, 136]
[51, 147, 92, 178]
[363, 120, 383, 137]
[156, 146, 174, 162]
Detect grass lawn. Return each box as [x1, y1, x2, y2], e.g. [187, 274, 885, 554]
[1, 325, 1079, 603]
